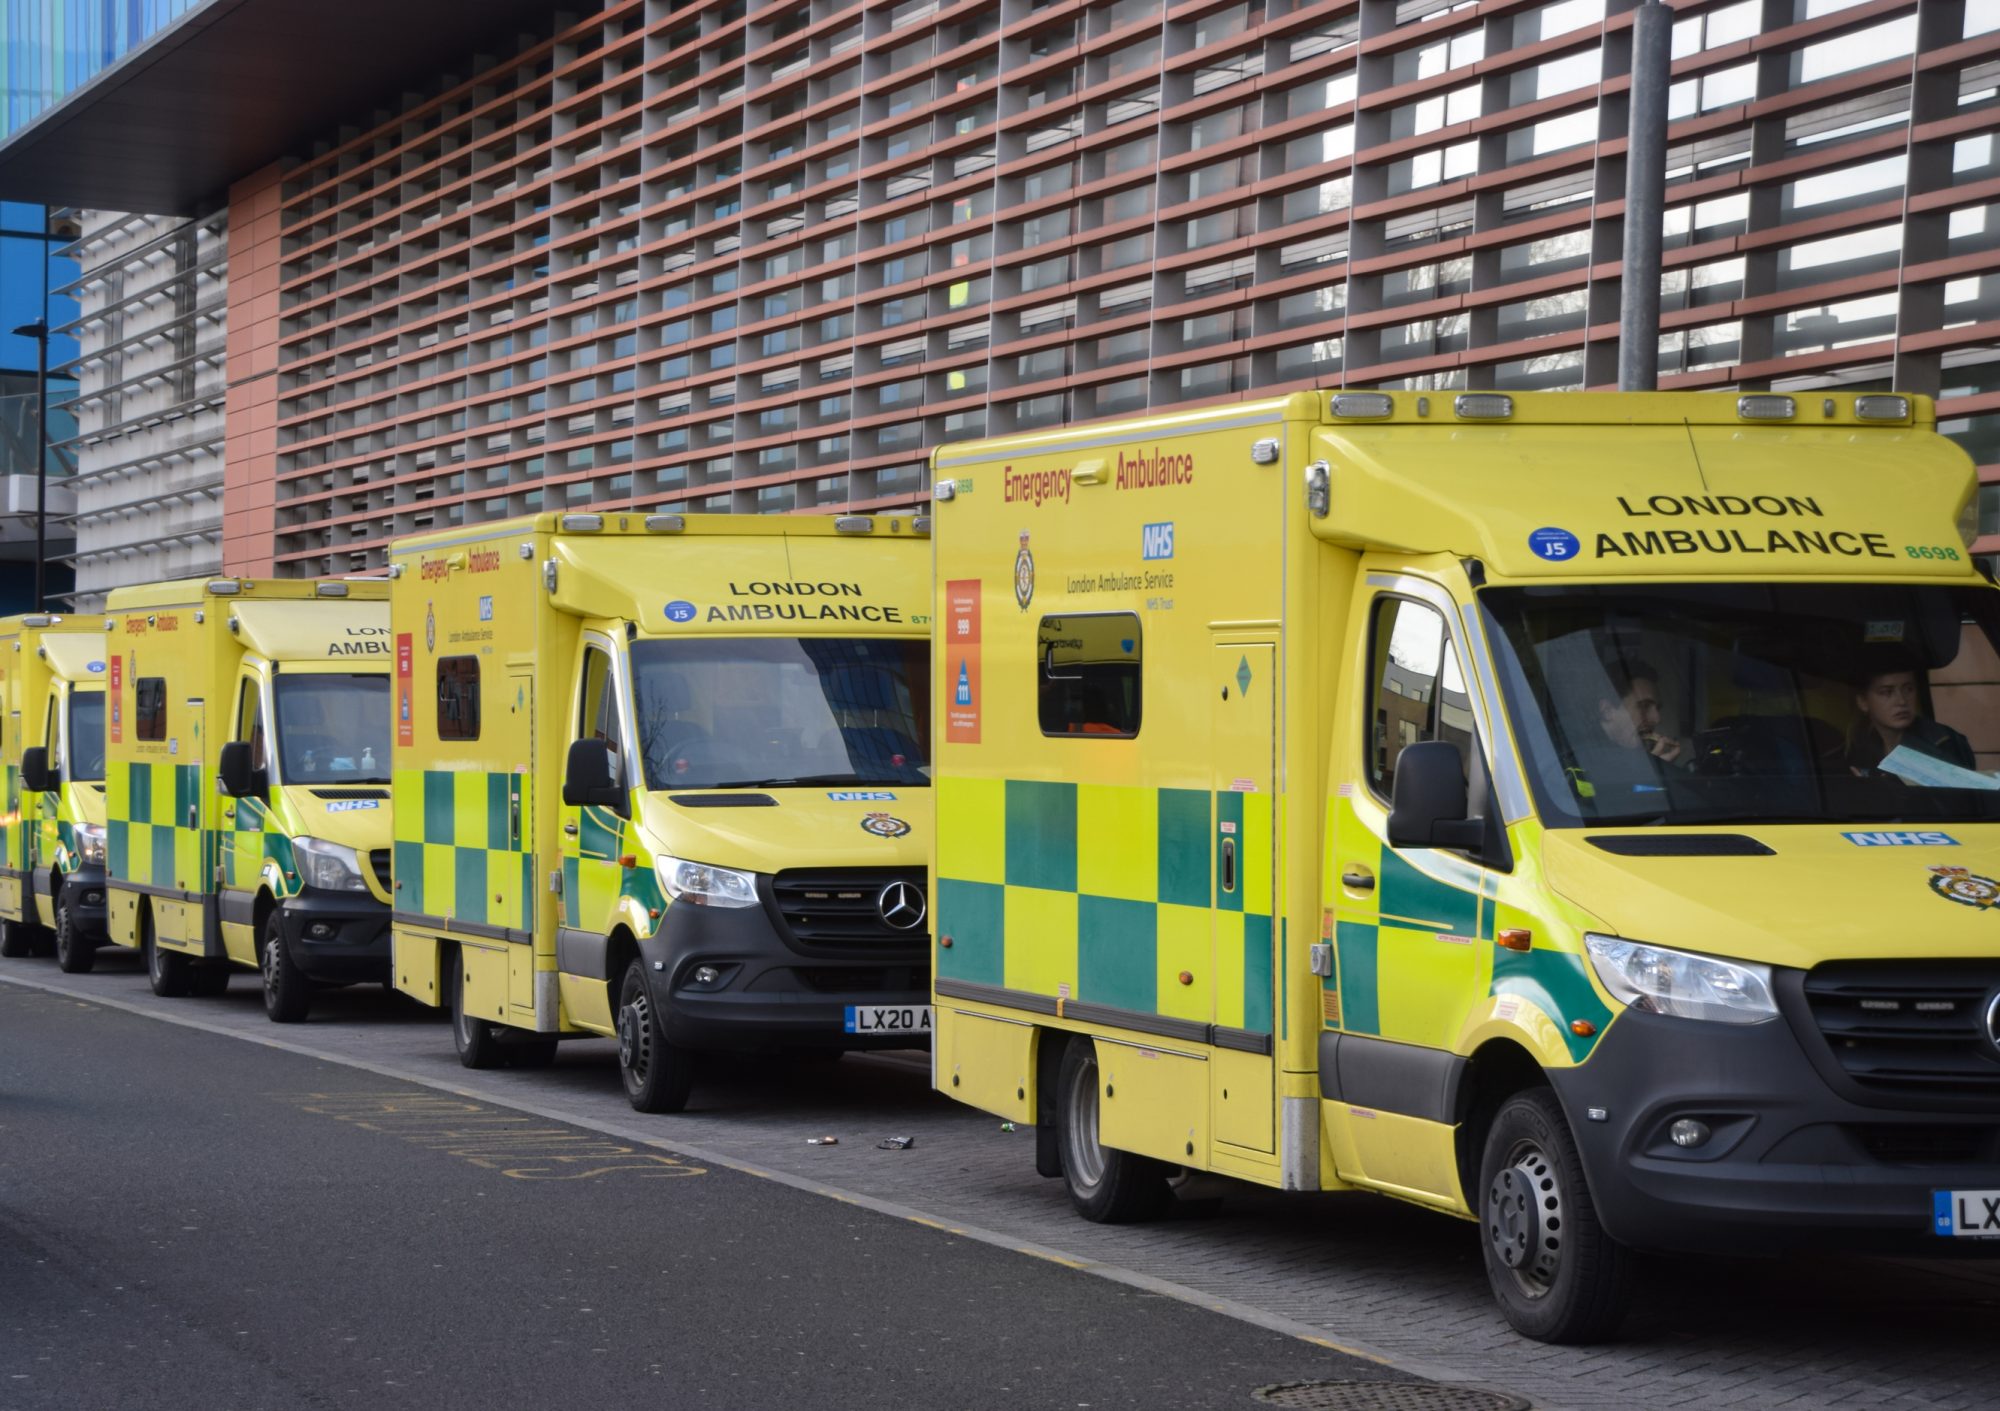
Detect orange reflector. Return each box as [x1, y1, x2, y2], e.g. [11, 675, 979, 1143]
[618, 854, 636, 868]
[1497, 929, 1532, 952]
[1570, 1019, 1597, 1037]
[939, 935, 954, 948]
[1178, 970, 1194, 986]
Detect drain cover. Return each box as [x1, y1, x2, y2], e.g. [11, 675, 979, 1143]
[1253, 1383, 1531, 1411]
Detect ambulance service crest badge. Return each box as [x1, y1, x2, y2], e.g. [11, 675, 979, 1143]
[1928, 865, 2000, 911]
[1014, 530, 1035, 611]
[425, 600, 437, 654]
[861, 812, 912, 839]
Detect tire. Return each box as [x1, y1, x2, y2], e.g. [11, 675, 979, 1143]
[448, 948, 504, 1070]
[142, 911, 188, 996]
[506, 1035, 559, 1069]
[190, 964, 231, 997]
[259, 912, 310, 1023]
[1478, 1086, 1637, 1344]
[615, 958, 693, 1113]
[54, 892, 96, 975]
[0, 918, 35, 958]
[1055, 1039, 1170, 1223]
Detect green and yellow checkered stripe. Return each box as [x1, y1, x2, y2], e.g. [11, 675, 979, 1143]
[558, 803, 665, 934]
[935, 777, 1274, 1035]
[108, 759, 208, 892]
[392, 769, 534, 932]
[1325, 815, 1610, 1062]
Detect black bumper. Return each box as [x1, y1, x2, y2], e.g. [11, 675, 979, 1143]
[1548, 1006, 2000, 1257]
[278, 890, 390, 985]
[59, 865, 110, 944]
[637, 899, 930, 1053]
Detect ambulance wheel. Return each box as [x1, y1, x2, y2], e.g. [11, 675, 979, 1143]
[142, 918, 188, 996]
[1479, 1087, 1636, 1344]
[190, 964, 230, 998]
[448, 948, 504, 1069]
[506, 1036, 559, 1069]
[0, 919, 36, 958]
[55, 894, 96, 975]
[260, 913, 311, 1023]
[1056, 1038, 1169, 1223]
[616, 959, 692, 1114]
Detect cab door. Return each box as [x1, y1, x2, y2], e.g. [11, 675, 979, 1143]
[1326, 579, 1495, 1199]
[554, 635, 628, 1031]
[32, 692, 59, 925]
[1212, 640, 1276, 1155]
[221, 670, 270, 960]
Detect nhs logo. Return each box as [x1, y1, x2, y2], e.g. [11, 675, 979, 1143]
[1843, 830, 1960, 847]
[1141, 522, 1175, 560]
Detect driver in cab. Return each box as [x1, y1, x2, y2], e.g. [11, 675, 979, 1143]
[1568, 656, 1692, 800]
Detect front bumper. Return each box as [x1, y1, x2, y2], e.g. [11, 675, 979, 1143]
[639, 896, 930, 1053]
[278, 889, 391, 985]
[59, 864, 109, 943]
[1548, 1005, 2000, 1257]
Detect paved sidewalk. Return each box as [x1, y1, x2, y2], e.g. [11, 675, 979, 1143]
[6, 956, 1999, 1411]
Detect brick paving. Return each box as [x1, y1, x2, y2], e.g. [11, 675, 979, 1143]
[7, 958, 1999, 1411]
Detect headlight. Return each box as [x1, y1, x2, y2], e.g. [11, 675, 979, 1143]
[1584, 933, 1777, 1025]
[656, 854, 758, 908]
[292, 836, 368, 893]
[72, 822, 105, 866]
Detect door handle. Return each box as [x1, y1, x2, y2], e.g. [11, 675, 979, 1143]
[1340, 865, 1376, 891]
[563, 822, 579, 836]
[1220, 837, 1237, 893]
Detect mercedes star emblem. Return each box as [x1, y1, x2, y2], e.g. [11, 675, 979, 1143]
[877, 880, 927, 932]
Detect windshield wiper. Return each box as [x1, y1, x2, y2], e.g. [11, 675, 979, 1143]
[706, 773, 915, 790]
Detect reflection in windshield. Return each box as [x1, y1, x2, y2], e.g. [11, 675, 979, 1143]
[274, 674, 390, 784]
[68, 692, 105, 782]
[630, 637, 930, 791]
[1481, 582, 2000, 827]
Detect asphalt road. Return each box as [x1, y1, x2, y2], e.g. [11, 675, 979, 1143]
[0, 982, 1410, 1411]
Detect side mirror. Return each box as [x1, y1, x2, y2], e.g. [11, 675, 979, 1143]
[218, 741, 268, 800]
[20, 746, 57, 793]
[1386, 741, 1484, 853]
[563, 737, 624, 809]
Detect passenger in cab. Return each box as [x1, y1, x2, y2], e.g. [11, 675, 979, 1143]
[1845, 648, 1975, 775]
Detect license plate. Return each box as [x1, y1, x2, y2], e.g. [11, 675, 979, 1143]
[844, 1004, 932, 1036]
[1933, 1189, 2000, 1238]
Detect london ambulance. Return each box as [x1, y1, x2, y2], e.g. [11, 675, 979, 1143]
[387, 512, 932, 1112]
[0, 613, 109, 970]
[104, 577, 394, 1018]
[928, 390, 2000, 1343]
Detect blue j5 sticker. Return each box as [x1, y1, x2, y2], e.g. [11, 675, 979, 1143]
[1844, 830, 1959, 846]
[665, 600, 697, 623]
[1528, 527, 1581, 561]
[829, 791, 896, 802]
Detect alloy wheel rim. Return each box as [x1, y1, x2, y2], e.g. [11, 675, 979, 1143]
[619, 995, 651, 1085]
[262, 939, 280, 1003]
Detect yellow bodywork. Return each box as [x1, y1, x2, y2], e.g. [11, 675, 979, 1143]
[0, 615, 108, 930]
[386, 512, 933, 1038]
[102, 578, 392, 965]
[929, 390, 1987, 1215]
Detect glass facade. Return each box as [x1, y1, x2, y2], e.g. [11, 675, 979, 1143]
[0, 0, 205, 138]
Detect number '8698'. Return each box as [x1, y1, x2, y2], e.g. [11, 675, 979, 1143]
[1905, 544, 1962, 561]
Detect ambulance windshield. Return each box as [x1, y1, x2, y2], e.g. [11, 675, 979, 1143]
[1481, 582, 2000, 828]
[629, 636, 930, 791]
[67, 692, 105, 782]
[273, 674, 391, 784]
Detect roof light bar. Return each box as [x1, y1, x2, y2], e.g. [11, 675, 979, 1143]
[835, 516, 874, 534]
[1330, 393, 1393, 419]
[1454, 394, 1514, 420]
[207, 579, 242, 595]
[1853, 395, 1910, 422]
[315, 582, 349, 597]
[645, 514, 686, 533]
[559, 513, 604, 532]
[1736, 395, 1796, 421]
[911, 515, 932, 536]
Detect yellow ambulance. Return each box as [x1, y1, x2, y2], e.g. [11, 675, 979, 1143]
[387, 512, 933, 1112]
[929, 390, 2000, 1342]
[0, 613, 109, 970]
[104, 578, 394, 1018]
